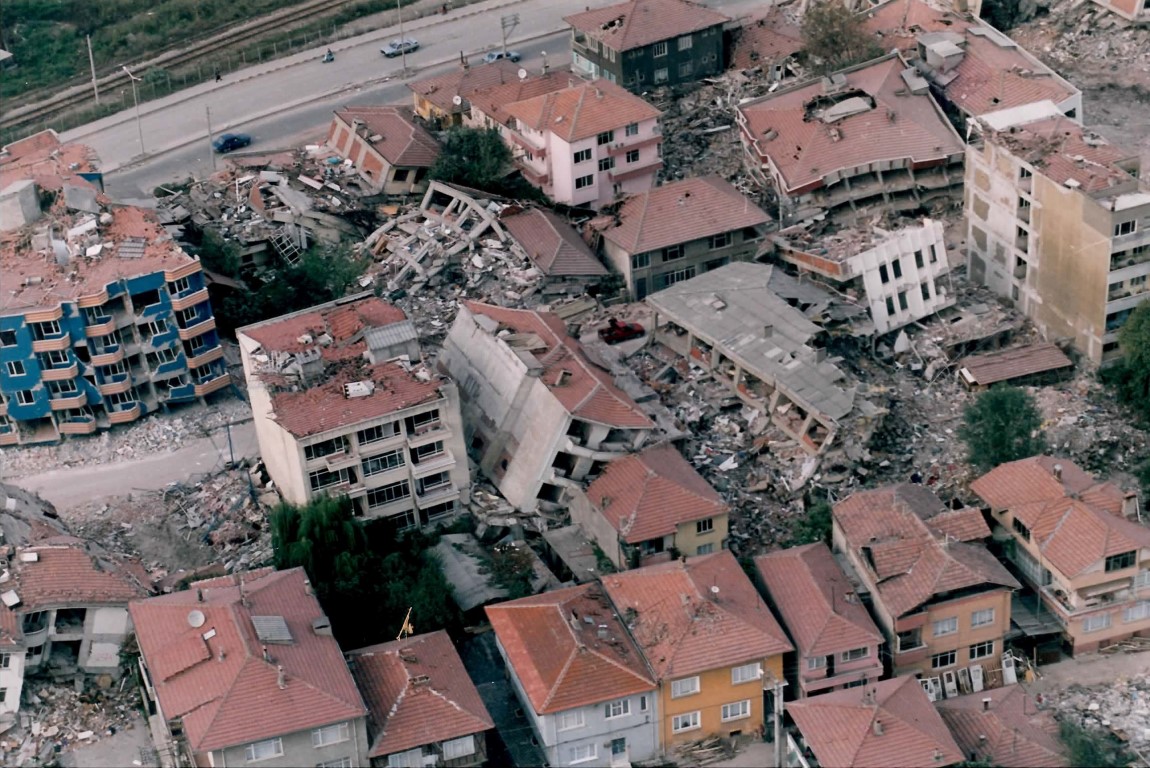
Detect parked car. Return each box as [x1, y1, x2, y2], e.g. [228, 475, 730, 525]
[598, 318, 646, 345]
[483, 50, 521, 63]
[382, 38, 420, 57]
[212, 133, 251, 153]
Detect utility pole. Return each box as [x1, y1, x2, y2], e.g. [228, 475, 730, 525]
[500, 13, 519, 56]
[206, 106, 217, 171]
[86, 35, 99, 104]
[773, 677, 785, 768]
[397, 0, 407, 77]
[225, 420, 236, 468]
[122, 66, 145, 156]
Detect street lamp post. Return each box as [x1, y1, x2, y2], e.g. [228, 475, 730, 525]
[397, 0, 407, 77]
[122, 65, 145, 156]
[500, 13, 520, 56]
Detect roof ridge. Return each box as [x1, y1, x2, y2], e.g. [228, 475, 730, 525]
[539, 616, 580, 711]
[629, 189, 652, 253]
[568, 83, 589, 142]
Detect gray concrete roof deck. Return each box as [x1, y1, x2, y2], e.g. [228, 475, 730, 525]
[645, 262, 856, 421]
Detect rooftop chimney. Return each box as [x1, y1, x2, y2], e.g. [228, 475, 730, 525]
[277, 664, 286, 689]
[262, 644, 271, 663]
[873, 719, 884, 736]
[982, 697, 992, 711]
[763, 324, 773, 338]
[196, 588, 203, 602]
[1122, 491, 1141, 521]
[1052, 463, 1063, 481]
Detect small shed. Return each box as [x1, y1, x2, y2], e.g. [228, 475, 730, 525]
[958, 343, 1073, 390]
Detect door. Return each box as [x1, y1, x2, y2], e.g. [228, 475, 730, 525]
[1001, 653, 1017, 685]
[943, 670, 958, 698]
[635, 277, 648, 300]
[957, 667, 972, 695]
[970, 664, 984, 692]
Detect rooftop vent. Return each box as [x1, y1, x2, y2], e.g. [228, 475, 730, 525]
[344, 380, 376, 398]
[412, 674, 431, 686]
[981, 697, 992, 711]
[873, 719, 884, 736]
[19, 552, 38, 563]
[312, 616, 333, 636]
[252, 615, 294, 644]
[0, 589, 20, 608]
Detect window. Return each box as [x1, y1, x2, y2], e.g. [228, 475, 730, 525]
[1136, 568, 1150, 589]
[575, 174, 594, 189]
[807, 656, 828, 670]
[309, 468, 349, 491]
[33, 319, 61, 339]
[625, 122, 639, 137]
[654, 67, 669, 83]
[897, 628, 923, 652]
[144, 319, 168, 339]
[678, 35, 693, 51]
[696, 543, 714, 555]
[879, 264, 890, 284]
[969, 640, 995, 660]
[678, 61, 693, 78]
[653, 41, 668, 57]
[44, 350, 70, 367]
[569, 744, 598, 764]
[411, 440, 444, 463]
[1124, 600, 1150, 623]
[631, 253, 650, 270]
[897, 291, 908, 311]
[311, 722, 350, 747]
[931, 650, 957, 669]
[1012, 517, 1031, 541]
[709, 232, 731, 249]
[930, 244, 939, 263]
[0, 330, 16, 347]
[885, 297, 896, 317]
[597, 130, 615, 145]
[317, 759, 353, 768]
[416, 471, 451, 495]
[0, 653, 9, 668]
[671, 676, 700, 698]
[406, 409, 440, 434]
[971, 608, 995, 628]
[1019, 167, 1032, 180]
[168, 276, 191, 296]
[305, 437, 348, 461]
[639, 694, 649, 712]
[626, 148, 640, 163]
[933, 617, 958, 637]
[1106, 551, 1137, 572]
[245, 738, 284, 762]
[574, 148, 592, 163]
[15, 390, 34, 406]
[363, 450, 405, 476]
[48, 379, 78, 397]
[659, 266, 696, 288]
[696, 518, 713, 534]
[721, 700, 751, 722]
[599, 156, 615, 172]
[146, 347, 179, 368]
[357, 422, 398, 445]
[604, 698, 631, 719]
[892, 259, 903, 279]
[367, 481, 411, 508]
[914, 250, 924, 269]
[672, 711, 701, 733]
[557, 710, 585, 731]
[5, 361, 24, 376]
[387, 749, 422, 768]
[921, 282, 931, 301]
[178, 307, 200, 328]
[841, 647, 870, 662]
[442, 735, 476, 760]
[1115, 221, 1137, 237]
[663, 244, 685, 261]
[731, 663, 760, 684]
[1083, 613, 1112, 633]
[608, 46, 617, 63]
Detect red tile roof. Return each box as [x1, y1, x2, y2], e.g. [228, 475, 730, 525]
[466, 67, 574, 127]
[834, 485, 1019, 618]
[730, 10, 804, 71]
[982, 118, 1138, 195]
[500, 207, 608, 276]
[601, 551, 792, 679]
[332, 106, 441, 167]
[586, 442, 726, 543]
[408, 60, 522, 115]
[596, 175, 769, 255]
[242, 296, 407, 355]
[0, 602, 23, 649]
[959, 343, 1074, 388]
[463, 302, 653, 428]
[972, 457, 1149, 578]
[936, 686, 1067, 768]
[348, 630, 492, 758]
[737, 54, 964, 195]
[130, 568, 366, 754]
[12, 537, 149, 610]
[564, 0, 729, 52]
[755, 543, 882, 659]
[787, 675, 964, 768]
[503, 78, 661, 144]
[486, 583, 655, 714]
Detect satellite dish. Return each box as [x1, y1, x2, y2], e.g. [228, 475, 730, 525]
[518, 68, 528, 81]
[452, 95, 463, 106]
[188, 609, 206, 628]
[710, 586, 720, 596]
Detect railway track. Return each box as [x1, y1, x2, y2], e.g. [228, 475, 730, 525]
[0, 0, 351, 137]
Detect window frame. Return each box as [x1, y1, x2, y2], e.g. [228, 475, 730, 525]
[696, 517, 714, 535]
[971, 608, 995, 628]
[573, 148, 592, 164]
[933, 616, 958, 637]
[597, 130, 615, 146]
[654, 67, 669, 84]
[807, 656, 827, 670]
[670, 675, 700, 699]
[625, 122, 639, 137]
[721, 699, 751, 722]
[604, 698, 631, 719]
[1123, 600, 1150, 624]
[930, 650, 957, 669]
[598, 156, 615, 172]
[575, 174, 595, 190]
[662, 243, 685, 262]
[677, 35, 693, 51]
[1105, 551, 1136, 572]
[362, 449, 405, 476]
[631, 253, 650, 270]
[840, 647, 870, 662]
[653, 41, 668, 58]
[5, 361, 25, 377]
[709, 232, 732, 250]
[15, 390, 35, 406]
[311, 721, 350, 748]
[244, 737, 284, 762]
[367, 480, 411, 508]
[442, 735, 476, 760]
[731, 662, 761, 685]
[968, 640, 995, 660]
[569, 743, 598, 764]
[1082, 613, 1112, 633]
[671, 711, 701, 733]
[556, 709, 585, 731]
[626, 148, 640, 163]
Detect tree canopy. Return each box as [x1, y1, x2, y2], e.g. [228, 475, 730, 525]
[429, 126, 545, 200]
[801, 1, 884, 75]
[789, 497, 832, 546]
[1102, 301, 1150, 421]
[959, 385, 1047, 472]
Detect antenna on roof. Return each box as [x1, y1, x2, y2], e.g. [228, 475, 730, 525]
[396, 606, 415, 640]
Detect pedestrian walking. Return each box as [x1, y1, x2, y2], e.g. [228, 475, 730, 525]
[215, 67, 222, 83]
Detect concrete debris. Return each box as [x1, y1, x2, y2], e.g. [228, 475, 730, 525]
[1048, 672, 1150, 752]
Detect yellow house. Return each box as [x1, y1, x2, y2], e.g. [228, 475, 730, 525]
[569, 442, 729, 569]
[602, 551, 793, 750]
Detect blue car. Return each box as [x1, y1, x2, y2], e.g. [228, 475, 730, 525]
[213, 133, 252, 153]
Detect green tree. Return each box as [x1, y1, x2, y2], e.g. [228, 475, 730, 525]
[1105, 301, 1150, 420]
[959, 385, 1047, 472]
[789, 498, 832, 546]
[801, 1, 884, 75]
[1058, 720, 1132, 768]
[429, 127, 513, 192]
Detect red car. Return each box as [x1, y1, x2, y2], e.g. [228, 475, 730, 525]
[598, 318, 645, 344]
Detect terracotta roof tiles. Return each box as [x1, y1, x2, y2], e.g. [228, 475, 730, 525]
[502, 78, 661, 144]
[500, 208, 608, 277]
[243, 297, 406, 355]
[936, 686, 1067, 768]
[332, 106, 441, 167]
[466, 67, 574, 127]
[983, 118, 1138, 195]
[12, 539, 149, 610]
[564, 0, 729, 52]
[408, 59, 522, 114]
[730, 10, 804, 71]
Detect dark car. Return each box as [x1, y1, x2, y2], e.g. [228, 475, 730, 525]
[382, 38, 419, 57]
[483, 50, 521, 64]
[213, 133, 251, 153]
[598, 318, 646, 345]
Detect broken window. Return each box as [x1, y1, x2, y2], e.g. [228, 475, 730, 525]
[0, 330, 17, 347]
[393, 168, 410, 182]
[654, 67, 669, 84]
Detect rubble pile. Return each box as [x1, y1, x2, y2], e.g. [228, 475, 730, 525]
[1049, 672, 1150, 753]
[1, 676, 142, 766]
[0, 398, 252, 480]
[1034, 372, 1150, 475]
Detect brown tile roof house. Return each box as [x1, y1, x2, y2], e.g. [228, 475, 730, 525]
[486, 582, 655, 714]
[586, 442, 727, 544]
[130, 567, 366, 757]
[755, 543, 883, 662]
[958, 343, 1073, 389]
[502, 78, 661, 144]
[936, 686, 1067, 767]
[9, 536, 150, 610]
[409, 59, 521, 117]
[465, 67, 574, 127]
[786, 675, 964, 767]
[564, 0, 729, 52]
[347, 630, 493, 760]
[834, 485, 1019, 619]
[594, 175, 770, 255]
[730, 10, 804, 72]
[500, 207, 608, 277]
[332, 106, 441, 168]
[463, 301, 653, 428]
[601, 550, 792, 679]
[737, 53, 965, 197]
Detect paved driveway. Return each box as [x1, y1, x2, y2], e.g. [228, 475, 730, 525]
[459, 631, 548, 767]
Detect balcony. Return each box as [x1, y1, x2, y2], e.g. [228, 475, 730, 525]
[0, 431, 17, 446]
[170, 288, 209, 312]
[416, 482, 458, 505]
[59, 418, 97, 436]
[0, 401, 6, 416]
[91, 346, 125, 367]
[178, 316, 217, 341]
[22, 622, 49, 647]
[606, 136, 661, 157]
[98, 376, 133, 396]
[193, 372, 230, 397]
[84, 317, 116, 337]
[108, 404, 142, 424]
[186, 345, 224, 369]
[407, 420, 446, 444]
[1113, 227, 1150, 252]
[41, 362, 79, 382]
[324, 449, 359, 471]
[49, 391, 87, 410]
[32, 332, 71, 353]
[411, 451, 455, 476]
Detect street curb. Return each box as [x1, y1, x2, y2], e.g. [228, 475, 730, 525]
[102, 25, 567, 176]
[65, 0, 528, 145]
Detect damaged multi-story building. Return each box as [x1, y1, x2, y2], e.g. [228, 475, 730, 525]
[439, 301, 654, 513]
[736, 53, 966, 225]
[772, 218, 956, 335]
[0, 131, 228, 445]
[964, 101, 1150, 365]
[238, 293, 470, 528]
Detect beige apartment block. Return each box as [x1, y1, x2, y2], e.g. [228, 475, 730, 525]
[965, 101, 1150, 365]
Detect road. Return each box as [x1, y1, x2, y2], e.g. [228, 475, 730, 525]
[18, 420, 259, 510]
